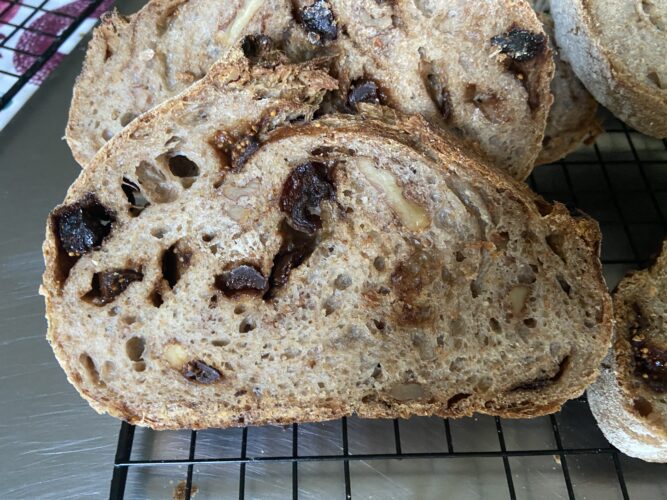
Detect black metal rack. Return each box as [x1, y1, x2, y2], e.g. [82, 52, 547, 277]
[109, 116, 667, 499]
[0, 0, 108, 110]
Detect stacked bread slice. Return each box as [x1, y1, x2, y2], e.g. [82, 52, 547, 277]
[43, 51, 613, 429]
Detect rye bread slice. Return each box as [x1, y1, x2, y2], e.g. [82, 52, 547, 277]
[536, 12, 600, 165]
[46, 56, 610, 430]
[588, 242, 667, 462]
[66, 0, 554, 179]
[551, 0, 667, 138]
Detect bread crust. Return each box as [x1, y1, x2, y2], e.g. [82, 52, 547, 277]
[67, 0, 554, 179]
[551, 0, 667, 138]
[47, 57, 610, 430]
[535, 12, 600, 165]
[588, 242, 667, 462]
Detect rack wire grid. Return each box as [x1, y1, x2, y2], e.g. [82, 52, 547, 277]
[0, 0, 107, 109]
[109, 114, 667, 500]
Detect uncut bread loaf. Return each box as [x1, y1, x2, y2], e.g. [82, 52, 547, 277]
[536, 13, 600, 165]
[66, 0, 554, 179]
[551, 0, 667, 138]
[46, 57, 611, 430]
[588, 242, 667, 462]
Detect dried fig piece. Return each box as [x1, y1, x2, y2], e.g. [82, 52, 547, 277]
[215, 265, 268, 297]
[53, 194, 115, 257]
[491, 27, 546, 62]
[182, 360, 221, 384]
[280, 161, 335, 234]
[265, 221, 318, 298]
[629, 304, 667, 393]
[299, 0, 338, 43]
[83, 268, 144, 305]
[210, 130, 260, 170]
[241, 34, 274, 60]
[347, 79, 384, 110]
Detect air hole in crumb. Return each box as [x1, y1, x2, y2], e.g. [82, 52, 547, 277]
[523, 318, 537, 328]
[168, 155, 200, 188]
[125, 336, 145, 362]
[150, 289, 164, 307]
[151, 228, 166, 239]
[234, 305, 246, 315]
[239, 317, 257, 333]
[534, 198, 553, 216]
[633, 396, 653, 417]
[161, 243, 190, 288]
[373, 256, 386, 272]
[647, 71, 664, 89]
[79, 353, 101, 385]
[202, 233, 215, 243]
[121, 178, 150, 216]
[557, 276, 571, 296]
[213, 177, 224, 189]
[120, 112, 137, 127]
[371, 364, 383, 379]
[546, 233, 567, 262]
[470, 281, 480, 298]
[317, 382, 325, 389]
[122, 316, 137, 325]
[490, 317, 502, 333]
[133, 361, 146, 372]
[212, 339, 230, 347]
[455, 251, 466, 262]
[373, 319, 386, 330]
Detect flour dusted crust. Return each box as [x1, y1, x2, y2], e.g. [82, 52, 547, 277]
[551, 0, 667, 138]
[46, 55, 610, 429]
[67, 0, 554, 179]
[588, 242, 667, 462]
[536, 12, 600, 165]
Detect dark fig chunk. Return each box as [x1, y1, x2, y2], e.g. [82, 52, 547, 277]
[629, 303, 667, 393]
[299, 0, 338, 43]
[347, 79, 384, 110]
[491, 27, 546, 62]
[54, 194, 114, 257]
[215, 265, 268, 297]
[280, 161, 335, 234]
[265, 221, 318, 299]
[182, 360, 221, 384]
[210, 130, 260, 170]
[83, 268, 144, 305]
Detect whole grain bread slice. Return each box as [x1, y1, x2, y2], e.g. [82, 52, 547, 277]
[588, 242, 667, 462]
[536, 13, 600, 165]
[551, 0, 667, 138]
[67, 0, 554, 179]
[46, 55, 610, 430]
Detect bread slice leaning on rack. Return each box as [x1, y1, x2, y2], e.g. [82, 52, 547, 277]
[535, 13, 600, 166]
[588, 242, 667, 462]
[45, 55, 611, 430]
[67, 0, 554, 180]
[551, 0, 667, 138]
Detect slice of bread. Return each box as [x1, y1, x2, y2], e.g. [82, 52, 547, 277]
[67, 0, 555, 179]
[588, 242, 667, 462]
[46, 55, 611, 430]
[551, 0, 667, 138]
[536, 13, 600, 165]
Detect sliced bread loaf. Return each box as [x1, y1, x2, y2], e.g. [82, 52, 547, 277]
[551, 0, 667, 138]
[588, 242, 667, 462]
[46, 56, 610, 430]
[536, 13, 600, 165]
[67, 0, 554, 179]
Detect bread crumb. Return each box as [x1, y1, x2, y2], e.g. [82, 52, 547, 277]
[173, 479, 198, 500]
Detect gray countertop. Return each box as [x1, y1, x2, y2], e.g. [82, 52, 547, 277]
[0, 2, 141, 498]
[2, 2, 667, 498]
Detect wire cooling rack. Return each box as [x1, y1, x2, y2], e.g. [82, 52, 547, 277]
[0, 0, 108, 109]
[109, 115, 667, 500]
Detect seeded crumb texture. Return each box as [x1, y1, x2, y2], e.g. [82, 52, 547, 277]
[66, 0, 554, 179]
[535, 13, 600, 165]
[588, 241, 667, 462]
[551, 0, 667, 138]
[47, 55, 610, 430]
